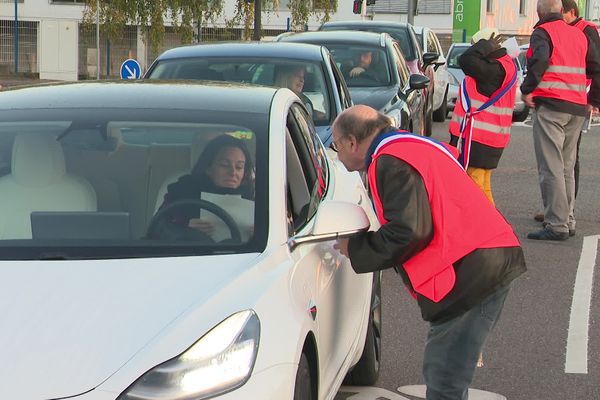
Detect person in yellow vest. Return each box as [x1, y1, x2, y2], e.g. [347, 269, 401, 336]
[448, 27, 518, 206]
[332, 105, 526, 400]
[522, 0, 600, 240]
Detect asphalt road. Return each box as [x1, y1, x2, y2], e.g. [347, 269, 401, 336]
[373, 118, 600, 399]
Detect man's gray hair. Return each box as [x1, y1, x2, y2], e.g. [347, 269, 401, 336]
[537, 0, 562, 15]
[333, 111, 393, 143]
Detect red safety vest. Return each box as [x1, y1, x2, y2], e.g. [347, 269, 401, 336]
[528, 20, 588, 105]
[367, 133, 521, 303]
[449, 54, 517, 149]
[573, 18, 598, 88]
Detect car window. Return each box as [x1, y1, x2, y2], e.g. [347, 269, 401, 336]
[0, 109, 269, 259]
[426, 31, 436, 54]
[285, 104, 328, 234]
[392, 42, 410, 88]
[327, 45, 392, 87]
[329, 54, 353, 110]
[320, 24, 416, 61]
[147, 57, 331, 126]
[447, 46, 468, 68]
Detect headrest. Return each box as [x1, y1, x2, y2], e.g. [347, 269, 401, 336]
[472, 27, 499, 44]
[12, 133, 66, 186]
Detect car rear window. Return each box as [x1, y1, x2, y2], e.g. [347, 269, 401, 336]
[447, 46, 469, 68]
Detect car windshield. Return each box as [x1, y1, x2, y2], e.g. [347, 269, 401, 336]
[447, 46, 469, 68]
[0, 108, 268, 260]
[326, 45, 392, 87]
[148, 57, 331, 125]
[321, 25, 416, 61]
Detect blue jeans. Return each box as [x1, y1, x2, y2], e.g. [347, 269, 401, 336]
[423, 285, 511, 400]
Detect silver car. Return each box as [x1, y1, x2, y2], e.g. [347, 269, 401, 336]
[446, 43, 529, 122]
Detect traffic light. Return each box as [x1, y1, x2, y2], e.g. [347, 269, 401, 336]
[353, 0, 361, 14]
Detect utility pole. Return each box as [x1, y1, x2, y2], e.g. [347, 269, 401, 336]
[407, 0, 416, 25]
[14, 0, 18, 74]
[96, 0, 100, 79]
[253, 0, 262, 41]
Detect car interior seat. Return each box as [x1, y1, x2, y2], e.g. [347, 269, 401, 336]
[0, 133, 97, 239]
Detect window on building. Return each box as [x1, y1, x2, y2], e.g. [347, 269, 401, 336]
[369, 0, 451, 14]
[487, 0, 495, 13]
[519, 0, 527, 15]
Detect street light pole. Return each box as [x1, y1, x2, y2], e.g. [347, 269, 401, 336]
[407, 0, 415, 25]
[96, 0, 100, 79]
[14, 0, 18, 74]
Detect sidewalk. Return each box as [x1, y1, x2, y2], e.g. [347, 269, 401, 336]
[0, 75, 55, 89]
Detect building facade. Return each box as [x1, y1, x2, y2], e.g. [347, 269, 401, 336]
[0, 0, 593, 81]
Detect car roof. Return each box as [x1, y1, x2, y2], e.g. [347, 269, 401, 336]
[278, 30, 390, 48]
[154, 41, 325, 62]
[321, 20, 410, 29]
[0, 81, 278, 114]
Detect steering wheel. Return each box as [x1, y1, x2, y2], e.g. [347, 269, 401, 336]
[147, 199, 242, 243]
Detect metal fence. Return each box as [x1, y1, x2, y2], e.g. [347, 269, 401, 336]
[78, 24, 137, 79]
[0, 20, 38, 74]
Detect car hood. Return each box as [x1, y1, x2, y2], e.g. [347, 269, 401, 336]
[0, 254, 259, 399]
[349, 86, 400, 112]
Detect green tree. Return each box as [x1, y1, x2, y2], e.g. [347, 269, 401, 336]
[83, 0, 337, 51]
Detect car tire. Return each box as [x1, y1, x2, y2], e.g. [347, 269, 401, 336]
[512, 107, 529, 123]
[433, 89, 448, 122]
[294, 353, 316, 400]
[346, 272, 382, 386]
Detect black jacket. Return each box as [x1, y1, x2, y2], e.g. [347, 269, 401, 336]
[521, 13, 600, 116]
[449, 39, 508, 169]
[348, 151, 526, 323]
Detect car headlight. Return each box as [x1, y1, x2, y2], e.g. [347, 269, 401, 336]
[118, 310, 260, 400]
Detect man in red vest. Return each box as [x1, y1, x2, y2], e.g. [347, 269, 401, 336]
[521, 0, 600, 240]
[332, 104, 526, 400]
[449, 28, 518, 206]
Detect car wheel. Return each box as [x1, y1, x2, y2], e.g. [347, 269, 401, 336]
[294, 353, 316, 400]
[512, 107, 530, 123]
[433, 89, 448, 122]
[346, 272, 382, 386]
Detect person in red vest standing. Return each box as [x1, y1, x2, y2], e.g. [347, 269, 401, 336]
[331, 104, 526, 400]
[522, 0, 600, 240]
[448, 28, 518, 206]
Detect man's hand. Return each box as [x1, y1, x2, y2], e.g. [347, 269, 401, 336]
[488, 33, 502, 51]
[349, 67, 366, 78]
[522, 93, 535, 108]
[334, 238, 350, 258]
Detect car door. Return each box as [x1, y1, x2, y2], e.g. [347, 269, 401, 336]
[285, 103, 371, 396]
[393, 41, 424, 135]
[428, 30, 448, 112]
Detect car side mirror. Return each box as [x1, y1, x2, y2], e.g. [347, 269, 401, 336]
[288, 200, 370, 250]
[404, 74, 430, 96]
[422, 52, 440, 67]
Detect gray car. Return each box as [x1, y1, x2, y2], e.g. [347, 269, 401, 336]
[144, 42, 353, 146]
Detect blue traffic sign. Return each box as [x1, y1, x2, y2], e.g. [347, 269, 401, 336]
[120, 59, 141, 80]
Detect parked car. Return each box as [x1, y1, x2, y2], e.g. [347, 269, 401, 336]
[277, 30, 431, 136]
[0, 81, 382, 399]
[446, 42, 529, 122]
[413, 26, 449, 122]
[319, 20, 438, 135]
[144, 42, 353, 146]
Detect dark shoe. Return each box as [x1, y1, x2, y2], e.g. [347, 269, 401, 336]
[527, 227, 569, 241]
[533, 213, 544, 222]
[569, 229, 576, 237]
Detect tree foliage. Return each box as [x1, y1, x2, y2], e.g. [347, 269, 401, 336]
[83, 0, 337, 50]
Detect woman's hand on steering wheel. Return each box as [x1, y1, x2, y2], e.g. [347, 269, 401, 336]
[188, 218, 216, 235]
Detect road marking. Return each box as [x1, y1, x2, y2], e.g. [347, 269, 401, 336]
[397, 385, 506, 399]
[565, 234, 599, 374]
[336, 386, 410, 399]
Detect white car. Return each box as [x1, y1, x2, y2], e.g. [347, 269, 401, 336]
[446, 43, 529, 122]
[0, 81, 382, 399]
[413, 26, 449, 122]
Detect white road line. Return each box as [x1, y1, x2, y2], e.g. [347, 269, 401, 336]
[565, 235, 600, 374]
